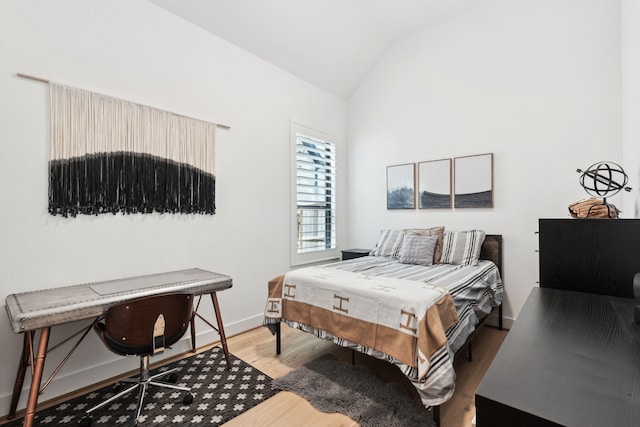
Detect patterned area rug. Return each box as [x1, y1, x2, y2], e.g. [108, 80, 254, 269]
[273, 355, 436, 427]
[5, 346, 276, 426]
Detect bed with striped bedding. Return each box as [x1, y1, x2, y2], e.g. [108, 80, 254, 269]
[264, 234, 503, 407]
[324, 256, 503, 355]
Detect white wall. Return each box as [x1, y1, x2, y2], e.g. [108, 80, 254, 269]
[1, 0, 633, 416]
[347, 0, 623, 326]
[622, 0, 640, 217]
[0, 0, 346, 414]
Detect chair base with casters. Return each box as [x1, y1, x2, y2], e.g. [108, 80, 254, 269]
[79, 293, 195, 426]
[79, 356, 193, 426]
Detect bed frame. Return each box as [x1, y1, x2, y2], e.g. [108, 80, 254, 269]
[272, 234, 504, 426]
[477, 234, 504, 329]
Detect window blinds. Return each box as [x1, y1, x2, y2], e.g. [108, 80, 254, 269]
[295, 134, 336, 254]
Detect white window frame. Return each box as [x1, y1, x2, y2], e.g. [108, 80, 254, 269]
[290, 122, 339, 266]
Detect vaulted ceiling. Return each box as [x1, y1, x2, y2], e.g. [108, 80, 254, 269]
[148, 0, 477, 99]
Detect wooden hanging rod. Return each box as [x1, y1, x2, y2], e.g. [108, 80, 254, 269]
[16, 72, 231, 130]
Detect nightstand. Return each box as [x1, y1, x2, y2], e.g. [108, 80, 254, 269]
[341, 248, 371, 261]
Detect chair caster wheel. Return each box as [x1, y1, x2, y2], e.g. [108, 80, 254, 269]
[79, 416, 92, 426]
[183, 393, 194, 405]
[167, 373, 179, 383]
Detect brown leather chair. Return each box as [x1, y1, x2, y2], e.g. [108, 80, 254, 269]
[80, 293, 194, 426]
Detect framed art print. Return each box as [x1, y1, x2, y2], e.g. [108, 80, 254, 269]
[454, 153, 494, 208]
[418, 159, 451, 209]
[387, 163, 415, 209]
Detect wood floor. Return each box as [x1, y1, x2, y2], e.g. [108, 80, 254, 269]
[223, 324, 507, 427]
[0, 324, 506, 426]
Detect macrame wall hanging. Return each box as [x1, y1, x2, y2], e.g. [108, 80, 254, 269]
[48, 82, 219, 217]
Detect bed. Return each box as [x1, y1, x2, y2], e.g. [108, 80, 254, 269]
[264, 229, 503, 412]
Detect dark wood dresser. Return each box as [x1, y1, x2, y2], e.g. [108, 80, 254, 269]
[476, 287, 640, 426]
[538, 218, 640, 297]
[476, 219, 640, 426]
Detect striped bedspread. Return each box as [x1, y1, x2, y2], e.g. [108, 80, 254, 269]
[326, 257, 503, 354]
[264, 256, 503, 406]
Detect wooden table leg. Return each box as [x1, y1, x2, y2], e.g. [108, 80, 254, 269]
[8, 332, 31, 419]
[23, 327, 50, 427]
[189, 295, 203, 353]
[210, 293, 231, 370]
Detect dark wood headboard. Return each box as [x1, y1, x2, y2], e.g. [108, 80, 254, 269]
[480, 234, 503, 276]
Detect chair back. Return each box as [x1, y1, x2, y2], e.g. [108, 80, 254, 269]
[98, 293, 193, 356]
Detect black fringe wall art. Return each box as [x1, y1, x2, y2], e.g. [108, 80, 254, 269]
[48, 83, 217, 217]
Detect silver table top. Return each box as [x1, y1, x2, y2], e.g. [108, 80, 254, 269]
[5, 268, 232, 333]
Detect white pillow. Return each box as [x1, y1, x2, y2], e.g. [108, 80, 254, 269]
[440, 229, 486, 266]
[399, 235, 438, 266]
[369, 229, 405, 258]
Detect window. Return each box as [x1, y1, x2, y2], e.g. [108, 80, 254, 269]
[291, 123, 338, 265]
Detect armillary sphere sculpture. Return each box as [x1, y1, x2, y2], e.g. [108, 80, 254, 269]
[576, 161, 632, 218]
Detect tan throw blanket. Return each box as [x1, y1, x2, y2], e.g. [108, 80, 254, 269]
[265, 267, 459, 380]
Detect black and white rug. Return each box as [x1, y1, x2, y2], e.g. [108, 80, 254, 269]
[6, 346, 276, 426]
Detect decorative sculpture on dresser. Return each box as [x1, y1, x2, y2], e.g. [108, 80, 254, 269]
[570, 161, 632, 219]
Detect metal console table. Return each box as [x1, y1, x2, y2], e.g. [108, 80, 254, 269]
[4, 268, 233, 427]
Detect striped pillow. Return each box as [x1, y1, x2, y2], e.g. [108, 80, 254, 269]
[404, 226, 445, 264]
[399, 235, 438, 266]
[440, 230, 486, 266]
[369, 229, 405, 258]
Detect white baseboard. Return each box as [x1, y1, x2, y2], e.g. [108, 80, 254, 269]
[485, 311, 514, 330]
[0, 314, 265, 418]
